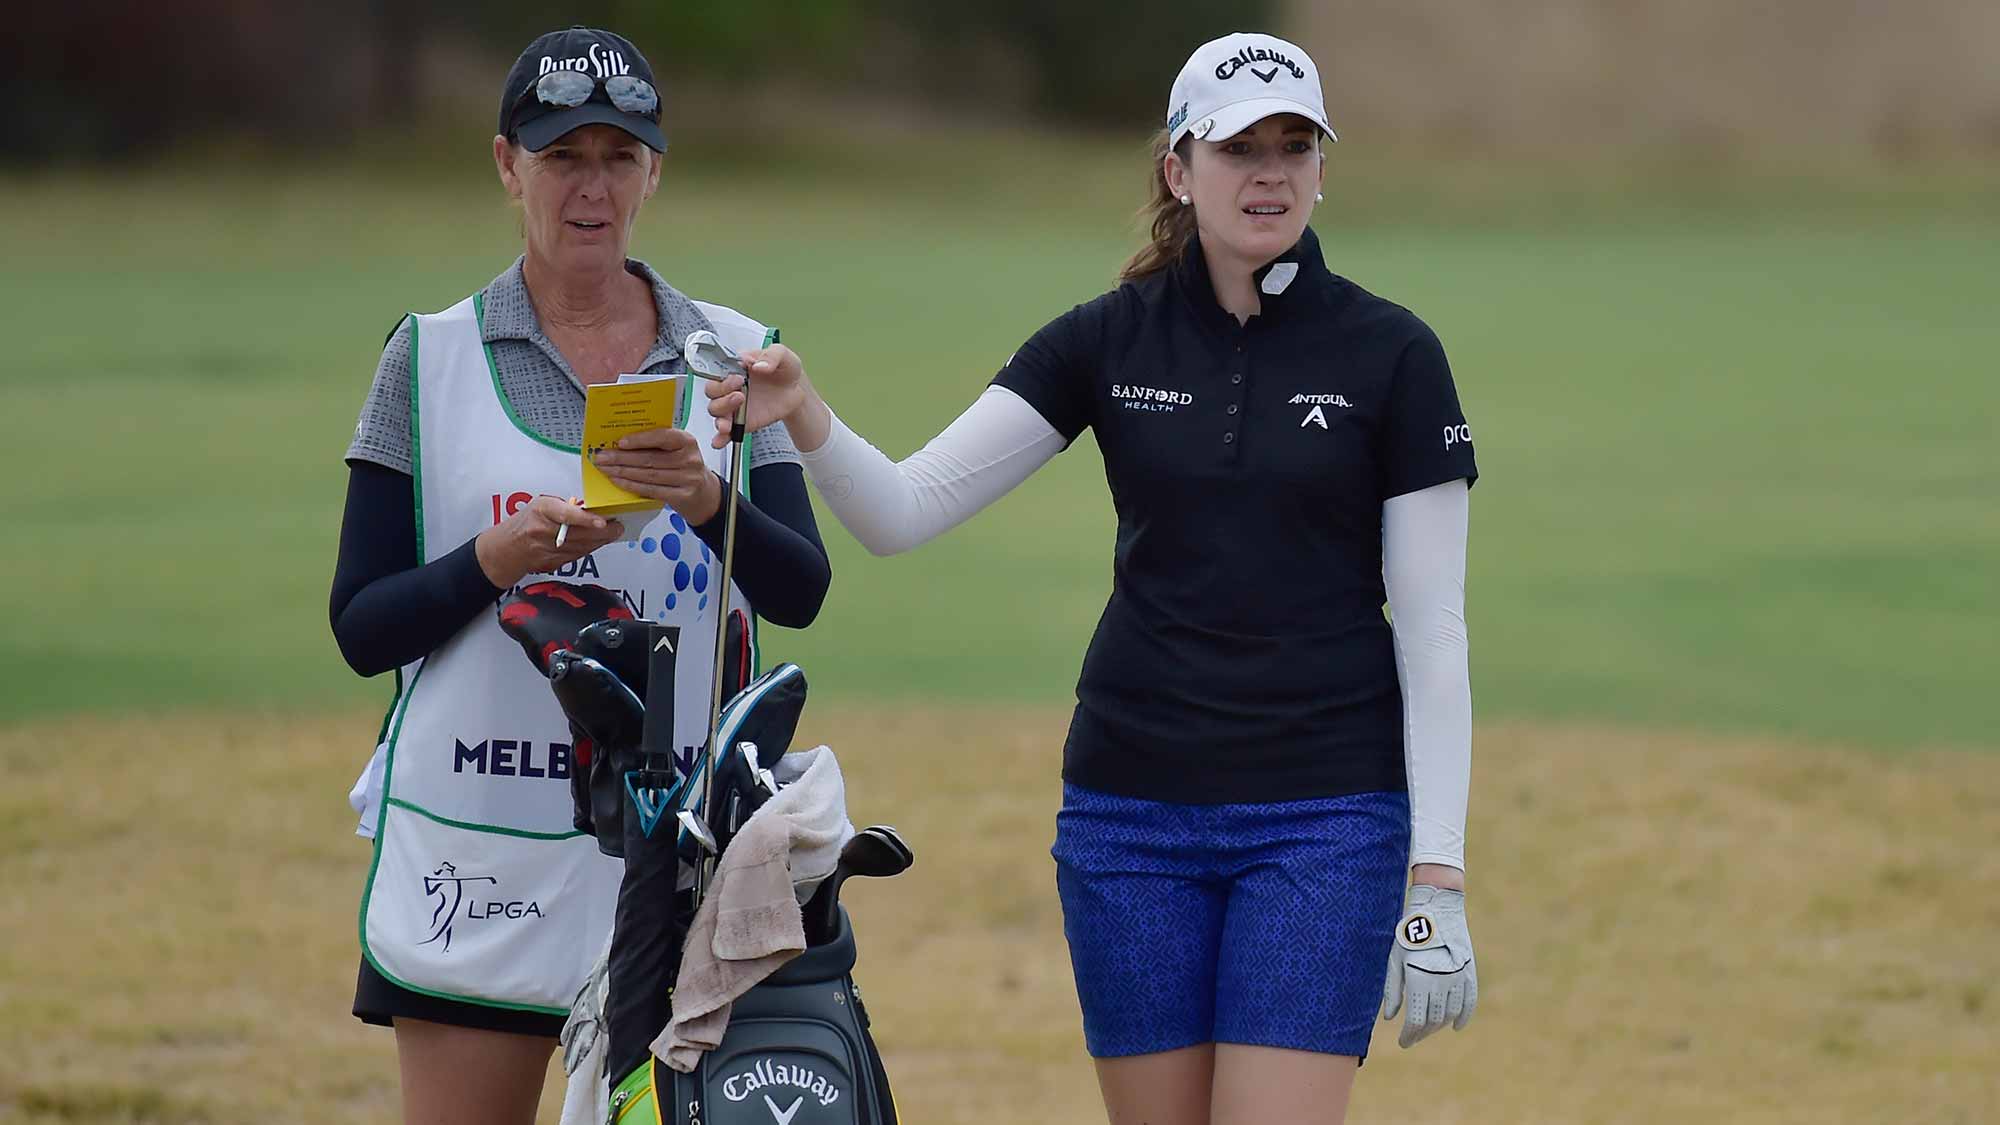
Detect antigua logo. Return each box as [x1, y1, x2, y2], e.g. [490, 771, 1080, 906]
[1214, 46, 1306, 83]
[1289, 392, 1352, 429]
[420, 862, 497, 952]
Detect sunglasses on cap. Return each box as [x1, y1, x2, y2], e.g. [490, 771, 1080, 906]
[515, 70, 659, 122]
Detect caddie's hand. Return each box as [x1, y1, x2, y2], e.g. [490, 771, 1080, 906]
[591, 427, 723, 523]
[1381, 884, 1478, 1048]
[475, 494, 622, 589]
[706, 344, 811, 448]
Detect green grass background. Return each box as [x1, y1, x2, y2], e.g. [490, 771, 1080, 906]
[2, 133, 1994, 748]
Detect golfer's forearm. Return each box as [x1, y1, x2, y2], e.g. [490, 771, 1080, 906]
[330, 461, 505, 676]
[686, 463, 831, 628]
[783, 386, 835, 454]
[1384, 479, 1473, 872]
[797, 387, 1065, 556]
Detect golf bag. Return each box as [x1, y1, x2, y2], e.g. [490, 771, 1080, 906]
[606, 908, 897, 1125]
[497, 581, 903, 1125]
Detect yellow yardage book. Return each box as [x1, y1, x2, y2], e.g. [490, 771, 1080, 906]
[580, 374, 692, 517]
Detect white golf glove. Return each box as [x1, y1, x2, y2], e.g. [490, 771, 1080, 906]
[1381, 884, 1478, 1048]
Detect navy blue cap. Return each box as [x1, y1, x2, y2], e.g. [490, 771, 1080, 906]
[499, 27, 666, 153]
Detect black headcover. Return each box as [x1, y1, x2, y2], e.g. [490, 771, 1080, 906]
[570, 608, 753, 724]
[498, 582, 640, 840]
[716, 662, 807, 772]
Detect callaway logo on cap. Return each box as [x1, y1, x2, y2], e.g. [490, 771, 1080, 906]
[1166, 32, 1336, 149]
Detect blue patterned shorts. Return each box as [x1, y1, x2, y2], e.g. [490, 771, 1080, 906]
[1052, 783, 1409, 1059]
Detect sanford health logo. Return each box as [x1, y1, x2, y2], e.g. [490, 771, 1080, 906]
[1112, 383, 1193, 413]
[418, 862, 544, 952]
[539, 41, 632, 79]
[723, 1057, 844, 1122]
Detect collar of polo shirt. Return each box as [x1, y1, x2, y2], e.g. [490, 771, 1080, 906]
[1174, 226, 1327, 332]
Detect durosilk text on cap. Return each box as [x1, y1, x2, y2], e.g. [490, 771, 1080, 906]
[500, 27, 667, 153]
[1166, 32, 1335, 149]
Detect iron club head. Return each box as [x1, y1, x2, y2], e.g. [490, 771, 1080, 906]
[682, 329, 744, 381]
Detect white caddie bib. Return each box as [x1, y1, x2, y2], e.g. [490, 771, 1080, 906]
[355, 291, 767, 1013]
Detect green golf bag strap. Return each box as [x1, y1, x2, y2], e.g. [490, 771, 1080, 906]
[610, 1057, 663, 1125]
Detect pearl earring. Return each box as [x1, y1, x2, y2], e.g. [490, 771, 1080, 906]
[1178, 194, 1191, 205]
[1315, 192, 1324, 202]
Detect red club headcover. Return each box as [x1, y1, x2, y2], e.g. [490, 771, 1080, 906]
[496, 581, 636, 676]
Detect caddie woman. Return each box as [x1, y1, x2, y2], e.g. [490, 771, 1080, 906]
[709, 32, 1477, 1124]
[328, 27, 830, 1125]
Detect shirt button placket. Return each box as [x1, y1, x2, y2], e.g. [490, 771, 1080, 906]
[1224, 337, 1246, 463]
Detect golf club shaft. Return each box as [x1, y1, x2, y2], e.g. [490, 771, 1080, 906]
[695, 391, 750, 900]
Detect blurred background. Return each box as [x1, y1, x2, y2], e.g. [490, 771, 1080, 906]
[2, 2, 1995, 1122]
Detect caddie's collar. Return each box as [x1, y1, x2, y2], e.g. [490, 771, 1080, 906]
[480, 256, 712, 389]
[482, 257, 679, 351]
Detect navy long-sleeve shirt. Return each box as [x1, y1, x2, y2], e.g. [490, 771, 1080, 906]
[330, 459, 829, 677]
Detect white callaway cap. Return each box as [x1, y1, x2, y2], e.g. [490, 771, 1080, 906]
[1166, 32, 1336, 149]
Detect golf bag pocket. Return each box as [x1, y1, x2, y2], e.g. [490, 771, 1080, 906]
[618, 909, 893, 1125]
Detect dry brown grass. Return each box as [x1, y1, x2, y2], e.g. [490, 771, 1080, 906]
[2, 707, 1995, 1123]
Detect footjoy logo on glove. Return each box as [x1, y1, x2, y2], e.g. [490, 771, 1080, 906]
[1402, 915, 1435, 946]
[722, 1058, 843, 1112]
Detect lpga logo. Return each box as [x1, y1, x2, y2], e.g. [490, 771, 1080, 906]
[539, 42, 632, 80]
[419, 862, 496, 952]
[418, 862, 544, 952]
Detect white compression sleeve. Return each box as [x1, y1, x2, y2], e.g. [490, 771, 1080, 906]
[1383, 479, 1473, 871]
[796, 385, 1068, 556]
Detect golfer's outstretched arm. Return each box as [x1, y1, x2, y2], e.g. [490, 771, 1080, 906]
[801, 388, 1065, 555]
[709, 352, 1068, 556]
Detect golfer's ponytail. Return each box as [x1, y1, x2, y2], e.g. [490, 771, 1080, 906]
[1120, 129, 1198, 283]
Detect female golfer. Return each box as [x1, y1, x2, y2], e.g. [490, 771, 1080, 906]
[328, 27, 830, 1125]
[710, 32, 1477, 1124]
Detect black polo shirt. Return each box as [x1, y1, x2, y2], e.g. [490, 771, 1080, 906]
[992, 227, 1477, 805]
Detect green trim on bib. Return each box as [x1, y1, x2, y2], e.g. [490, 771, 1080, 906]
[371, 667, 404, 747]
[675, 366, 694, 430]
[360, 948, 570, 1019]
[352, 656, 568, 1016]
[384, 796, 588, 841]
[474, 292, 581, 454]
[356, 657, 429, 980]
[407, 314, 426, 560]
